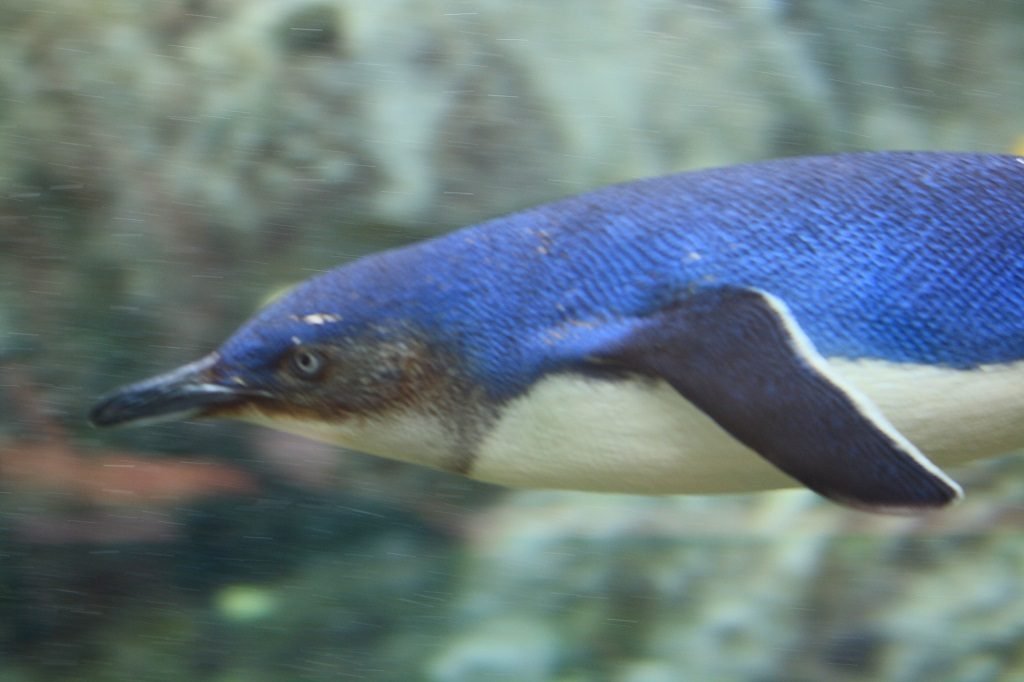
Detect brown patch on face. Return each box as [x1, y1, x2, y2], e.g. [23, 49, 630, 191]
[200, 326, 495, 475]
[214, 331, 483, 429]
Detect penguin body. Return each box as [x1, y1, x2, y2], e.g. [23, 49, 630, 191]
[91, 152, 1024, 512]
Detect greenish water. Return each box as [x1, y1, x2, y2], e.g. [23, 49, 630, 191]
[2, 1, 1023, 680]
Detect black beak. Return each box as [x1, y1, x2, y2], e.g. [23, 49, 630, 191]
[89, 353, 255, 428]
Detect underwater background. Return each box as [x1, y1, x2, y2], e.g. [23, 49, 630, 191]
[2, 1, 1024, 680]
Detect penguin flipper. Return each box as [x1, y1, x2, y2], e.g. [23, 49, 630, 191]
[595, 287, 962, 511]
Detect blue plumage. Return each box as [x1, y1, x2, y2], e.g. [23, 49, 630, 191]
[226, 152, 1024, 398]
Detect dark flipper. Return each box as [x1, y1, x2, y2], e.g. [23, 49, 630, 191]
[596, 287, 962, 511]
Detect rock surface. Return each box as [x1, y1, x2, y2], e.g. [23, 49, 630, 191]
[433, 458, 1024, 681]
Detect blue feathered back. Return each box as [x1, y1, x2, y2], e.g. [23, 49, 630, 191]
[226, 152, 1024, 396]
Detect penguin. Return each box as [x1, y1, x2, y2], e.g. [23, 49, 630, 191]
[90, 152, 1024, 512]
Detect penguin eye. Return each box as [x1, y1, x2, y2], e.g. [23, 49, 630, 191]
[288, 348, 327, 380]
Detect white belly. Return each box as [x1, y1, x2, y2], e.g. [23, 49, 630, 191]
[471, 359, 1024, 494]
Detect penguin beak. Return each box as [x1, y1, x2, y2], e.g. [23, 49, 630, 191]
[89, 353, 260, 428]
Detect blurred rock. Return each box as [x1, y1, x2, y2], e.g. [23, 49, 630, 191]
[4, 0, 1020, 255]
[787, 0, 1024, 152]
[434, 456, 1024, 681]
[0, 0, 830, 246]
[429, 617, 560, 682]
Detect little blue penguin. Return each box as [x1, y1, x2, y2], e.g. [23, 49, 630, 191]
[90, 152, 1024, 512]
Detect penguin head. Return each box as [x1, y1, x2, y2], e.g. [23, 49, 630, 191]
[88, 270, 457, 434]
